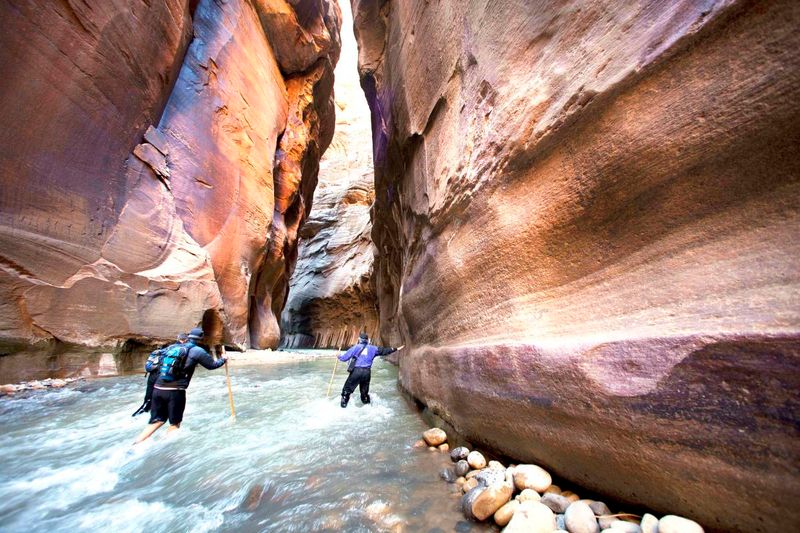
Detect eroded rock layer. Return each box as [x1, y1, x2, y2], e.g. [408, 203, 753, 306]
[0, 0, 340, 377]
[282, 0, 377, 349]
[352, 0, 800, 531]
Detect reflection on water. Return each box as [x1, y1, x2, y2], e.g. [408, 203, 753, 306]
[0, 352, 493, 532]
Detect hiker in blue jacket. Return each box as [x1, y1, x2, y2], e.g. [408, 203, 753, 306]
[338, 332, 403, 407]
[134, 328, 226, 444]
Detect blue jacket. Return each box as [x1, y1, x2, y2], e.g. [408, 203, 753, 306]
[338, 342, 396, 369]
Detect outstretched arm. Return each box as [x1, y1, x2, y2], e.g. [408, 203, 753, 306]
[192, 348, 226, 369]
[376, 345, 405, 356]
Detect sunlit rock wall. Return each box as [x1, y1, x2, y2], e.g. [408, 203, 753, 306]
[281, 0, 377, 349]
[352, 0, 800, 531]
[0, 0, 340, 377]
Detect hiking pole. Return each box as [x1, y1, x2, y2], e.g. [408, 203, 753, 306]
[222, 346, 236, 420]
[326, 326, 348, 398]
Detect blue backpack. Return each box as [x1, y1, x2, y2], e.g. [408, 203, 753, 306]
[158, 343, 190, 382]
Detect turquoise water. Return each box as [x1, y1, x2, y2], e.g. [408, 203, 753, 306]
[0, 353, 491, 532]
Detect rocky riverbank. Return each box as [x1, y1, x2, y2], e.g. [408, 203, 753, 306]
[417, 427, 705, 533]
[0, 377, 82, 396]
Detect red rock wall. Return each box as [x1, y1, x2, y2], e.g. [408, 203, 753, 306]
[0, 0, 340, 369]
[352, 0, 800, 531]
[282, 0, 378, 349]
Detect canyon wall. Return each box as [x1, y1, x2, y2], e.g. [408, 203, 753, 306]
[282, 0, 377, 349]
[0, 0, 340, 380]
[352, 0, 800, 531]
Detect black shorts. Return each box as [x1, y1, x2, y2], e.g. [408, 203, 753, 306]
[149, 388, 186, 425]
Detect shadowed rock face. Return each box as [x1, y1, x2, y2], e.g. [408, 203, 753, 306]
[352, 0, 800, 531]
[282, 0, 377, 349]
[0, 0, 340, 371]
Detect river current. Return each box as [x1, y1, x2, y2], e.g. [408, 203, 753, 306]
[0, 352, 491, 532]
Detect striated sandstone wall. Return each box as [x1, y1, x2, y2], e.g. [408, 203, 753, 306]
[281, 0, 377, 349]
[352, 0, 800, 531]
[0, 0, 340, 379]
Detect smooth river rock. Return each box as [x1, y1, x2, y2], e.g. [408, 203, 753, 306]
[450, 447, 470, 462]
[467, 451, 487, 470]
[564, 501, 600, 533]
[658, 515, 704, 533]
[422, 428, 447, 446]
[640, 513, 659, 533]
[351, 0, 800, 531]
[512, 464, 552, 492]
[502, 501, 557, 533]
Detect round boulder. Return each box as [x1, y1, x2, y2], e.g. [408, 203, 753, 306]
[423, 428, 447, 446]
[450, 446, 470, 462]
[454, 460, 470, 477]
[503, 501, 556, 533]
[467, 451, 486, 470]
[658, 515, 704, 533]
[513, 464, 552, 492]
[494, 499, 520, 527]
[564, 501, 600, 533]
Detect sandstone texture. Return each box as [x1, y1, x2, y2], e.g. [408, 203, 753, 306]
[352, 0, 800, 531]
[0, 0, 340, 379]
[281, 0, 377, 349]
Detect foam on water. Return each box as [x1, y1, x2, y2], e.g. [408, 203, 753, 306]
[0, 355, 490, 532]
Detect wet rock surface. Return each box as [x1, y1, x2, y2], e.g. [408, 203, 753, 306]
[353, 0, 800, 530]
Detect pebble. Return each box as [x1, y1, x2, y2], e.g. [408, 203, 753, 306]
[467, 450, 486, 470]
[517, 488, 540, 502]
[512, 464, 552, 492]
[412, 439, 427, 449]
[640, 513, 659, 533]
[503, 501, 556, 533]
[599, 515, 618, 529]
[658, 515, 704, 533]
[428, 446, 437, 451]
[589, 501, 611, 516]
[540, 492, 571, 513]
[422, 428, 447, 446]
[564, 501, 600, 533]
[450, 446, 470, 462]
[561, 490, 580, 502]
[493, 499, 520, 527]
[609, 520, 642, 533]
[462, 478, 478, 493]
[556, 513, 566, 530]
[544, 484, 562, 495]
[462, 479, 514, 521]
[454, 460, 470, 477]
[488, 460, 505, 470]
[440, 468, 457, 483]
[465, 469, 481, 480]
[438, 443, 449, 452]
[455, 477, 466, 486]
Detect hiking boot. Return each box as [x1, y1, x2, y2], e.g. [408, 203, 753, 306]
[361, 394, 371, 404]
[340, 393, 350, 408]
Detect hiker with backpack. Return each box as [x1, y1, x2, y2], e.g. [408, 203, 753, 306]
[131, 333, 189, 417]
[338, 332, 404, 408]
[133, 327, 226, 444]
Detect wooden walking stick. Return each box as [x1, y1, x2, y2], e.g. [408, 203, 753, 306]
[326, 326, 349, 398]
[222, 346, 236, 420]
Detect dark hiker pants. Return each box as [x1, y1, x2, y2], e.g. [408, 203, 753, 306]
[149, 388, 186, 425]
[342, 367, 371, 403]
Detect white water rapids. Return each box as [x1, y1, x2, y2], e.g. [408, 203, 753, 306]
[0, 352, 492, 532]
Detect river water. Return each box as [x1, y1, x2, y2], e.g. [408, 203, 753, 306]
[0, 352, 492, 533]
